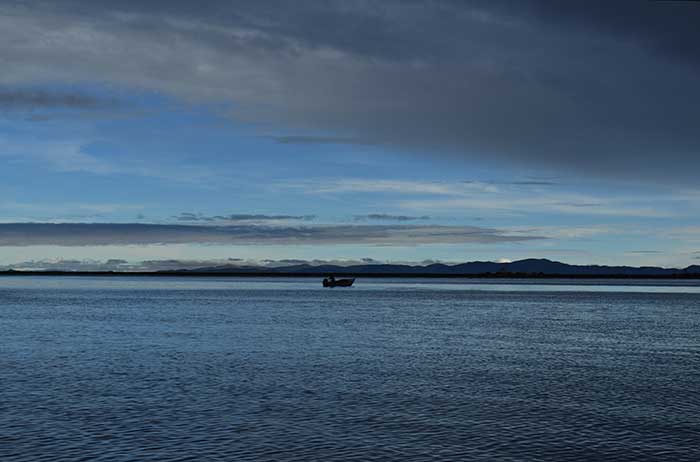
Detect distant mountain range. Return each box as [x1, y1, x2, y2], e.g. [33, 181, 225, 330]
[168, 258, 700, 277]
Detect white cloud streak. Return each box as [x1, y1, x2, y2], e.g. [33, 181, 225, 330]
[284, 178, 683, 218]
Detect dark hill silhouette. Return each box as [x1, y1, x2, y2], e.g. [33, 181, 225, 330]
[4, 258, 699, 278]
[172, 258, 700, 277]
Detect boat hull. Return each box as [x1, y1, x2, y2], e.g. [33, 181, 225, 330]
[322, 278, 355, 287]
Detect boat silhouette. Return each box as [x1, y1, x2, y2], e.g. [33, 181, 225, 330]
[322, 276, 355, 287]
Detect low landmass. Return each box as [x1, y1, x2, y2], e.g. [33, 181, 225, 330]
[1, 258, 700, 278]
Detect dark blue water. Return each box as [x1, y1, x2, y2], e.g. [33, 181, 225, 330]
[2, 277, 699, 461]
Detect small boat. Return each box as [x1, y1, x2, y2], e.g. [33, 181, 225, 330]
[322, 277, 355, 287]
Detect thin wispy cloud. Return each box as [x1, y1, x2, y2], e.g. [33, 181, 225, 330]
[174, 213, 316, 223]
[666, 227, 700, 243]
[285, 178, 682, 218]
[554, 202, 603, 208]
[354, 214, 430, 222]
[269, 135, 369, 145]
[509, 180, 559, 186]
[464, 178, 560, 187]
[0, 89, 115, 110]
[0, 137, 216, 183]
[507, 225, 623, 240]
[400, 197, 677, 218]
[286, 179, 498, 196]
[0, 138, 116, 175]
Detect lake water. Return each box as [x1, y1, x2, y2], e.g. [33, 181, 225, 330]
[1, 277, 699, 461]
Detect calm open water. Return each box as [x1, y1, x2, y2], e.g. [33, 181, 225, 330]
[1, 277, 699, 461]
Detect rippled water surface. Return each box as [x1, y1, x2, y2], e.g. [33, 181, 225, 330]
[2, 277, 699, 461]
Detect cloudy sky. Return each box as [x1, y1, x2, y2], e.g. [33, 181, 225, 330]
[1, 0, 700, 270]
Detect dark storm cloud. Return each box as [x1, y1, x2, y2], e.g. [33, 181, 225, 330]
[514, 0, 700, 65]
[2, 1, 699, 182]
[0, 222, 542, 246]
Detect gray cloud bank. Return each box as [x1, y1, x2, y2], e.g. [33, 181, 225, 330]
[2, 1, 699, 182]
[0, 222, 541, 246]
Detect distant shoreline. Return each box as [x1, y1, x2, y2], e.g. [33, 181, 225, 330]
[2, 270, 700, 279]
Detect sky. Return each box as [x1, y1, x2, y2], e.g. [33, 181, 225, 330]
[1, 0, 700, 270]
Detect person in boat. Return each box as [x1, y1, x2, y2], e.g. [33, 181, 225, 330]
[327, 275, 335, 283]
